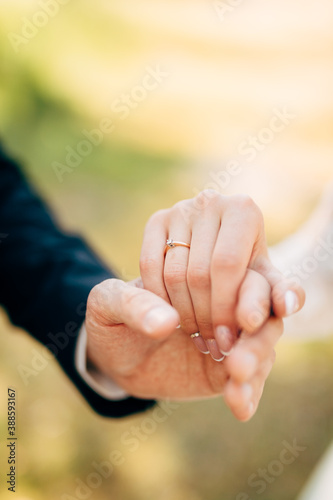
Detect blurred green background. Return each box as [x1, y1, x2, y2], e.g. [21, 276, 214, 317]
[0, 1, 333, 499]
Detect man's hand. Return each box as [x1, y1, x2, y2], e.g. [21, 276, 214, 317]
[86, 192, 305, 422]
[86, 278, 283, 422]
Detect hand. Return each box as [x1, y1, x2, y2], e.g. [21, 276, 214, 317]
[140, 191, 305, 357]
[86, 278, 283, 421]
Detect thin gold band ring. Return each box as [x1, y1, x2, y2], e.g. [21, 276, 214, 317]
[164, 238, 191, 256]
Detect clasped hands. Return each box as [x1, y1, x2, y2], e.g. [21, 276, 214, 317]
[86, 191, 305, 421]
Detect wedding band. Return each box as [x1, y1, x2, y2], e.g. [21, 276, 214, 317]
[164, 239, 191, 256]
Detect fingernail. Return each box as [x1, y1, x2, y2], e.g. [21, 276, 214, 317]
[215, 326, 234, 356]
[285, 290, 299, 316]
[206, 339, 226, 362]
[190, 333, 209, 354]
[143, 307, 173, 334]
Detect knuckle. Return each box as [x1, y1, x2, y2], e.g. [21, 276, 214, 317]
[173, 199, 187, 209]
[169, 199, 194, 223]
[88, 279, 111, 301]
[194, 189, 221, 210]
[233, 193, 255, 209]
[121, 287, 140, 310]
[87, 279, 119, 314]
[164, 264, 188, 287]
[181, 316, 198, 334]
[212, 252, 242, 273]
[171, 199, 191, 213]
[146, 209, 168, 227]
[234, 194, 263, 220]
[139, 256, 160, 274]
[187, 264, 211, 289]
[197, 188, 220, 202]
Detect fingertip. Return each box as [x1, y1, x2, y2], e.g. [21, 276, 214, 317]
[272, 286, 306, 318]
[290, 286, 306, 314]
[259, 261, 306, 318]
[143, 306, 180, 339]
[224, 381, 255, 421]
[235, 402, 256, 422]
[284, 290, 299, 316]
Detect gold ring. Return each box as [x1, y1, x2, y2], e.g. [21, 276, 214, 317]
[164, 239, 191, 256]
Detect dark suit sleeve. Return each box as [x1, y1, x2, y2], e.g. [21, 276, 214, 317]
[0, 146, 155, 417]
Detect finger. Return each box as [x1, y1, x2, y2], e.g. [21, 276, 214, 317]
[225, 317, 283, 384]
[224, 354, 275, 421]
[87, 279, 180, 340]
[216, 268, 271, 359]
[187, 210, 220, 341]
[163, 217, 195, 334]
[252, 256, 306, 317]
[211, 195, 264, 348]
[235, 269, 271, 336]
[140, 210, 170, 302]
[223, 380, 253, 422]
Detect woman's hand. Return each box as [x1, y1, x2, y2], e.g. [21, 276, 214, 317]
[140, 190, 305, 357]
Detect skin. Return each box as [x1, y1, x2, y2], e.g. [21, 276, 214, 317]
[140, 191, 305, 343]
[86, 191, 305, 421]
[86, 278, 282, 421]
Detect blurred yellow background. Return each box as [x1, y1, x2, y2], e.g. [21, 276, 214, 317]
[0, 1, 333, 499]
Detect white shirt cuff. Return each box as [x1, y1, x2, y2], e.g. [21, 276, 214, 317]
[75, 323, 129, 401]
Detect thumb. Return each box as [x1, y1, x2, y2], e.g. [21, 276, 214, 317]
[87, 278, 180, 339]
